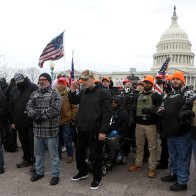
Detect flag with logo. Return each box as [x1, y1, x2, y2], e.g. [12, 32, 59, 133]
[38, 32, 64, 68]
[154, 56, 171, 94]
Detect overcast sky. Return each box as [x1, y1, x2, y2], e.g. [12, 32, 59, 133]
[0, 0, 196, 74]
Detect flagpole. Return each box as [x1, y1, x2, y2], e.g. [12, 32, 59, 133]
[63, 29, 66, 74]
[72, 49, 74, 80]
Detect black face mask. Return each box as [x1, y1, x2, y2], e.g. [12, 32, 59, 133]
[17, 82, 26, 90]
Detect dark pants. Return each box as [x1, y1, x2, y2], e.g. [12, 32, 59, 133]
[75, 132, 103, 181]
[17, 126, 35, 163]
[0, 126, 4, 167]
[58, 124, 74, 157]
[159, 137, 169, 166]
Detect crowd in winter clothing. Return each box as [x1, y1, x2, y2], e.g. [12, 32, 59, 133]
[0, 70, 196, 194]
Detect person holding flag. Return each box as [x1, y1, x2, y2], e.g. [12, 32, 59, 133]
[154, 57, 171, 170]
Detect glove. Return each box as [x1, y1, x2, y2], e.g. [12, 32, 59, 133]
[183, 110, 195, 118]
[141, 108, 152, 115]
[108, 130, 119, 138]
[34, 112, 44, 123]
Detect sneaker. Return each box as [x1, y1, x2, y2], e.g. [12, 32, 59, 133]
[147, 169, 156, 178]
[66, 156, 73, 163]
[161, 173, 177, 182]
[128, 164, 141, 172]
[71, 173, 88, 181]
[16, 160, 32, 168]
[50, 177, 59, 185]
[0, 167, 4, 174]
[169, 182, 187, 191]
[90, 178, 101, 190]
[31, 173, 44, 182]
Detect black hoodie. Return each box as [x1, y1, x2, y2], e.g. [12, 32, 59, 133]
[11, 78, 38, 128]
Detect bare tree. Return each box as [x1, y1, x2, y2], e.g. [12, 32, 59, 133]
[0, 56, 13, 82]
[25, 67, 40, 83]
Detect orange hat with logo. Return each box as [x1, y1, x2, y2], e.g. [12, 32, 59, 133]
[143, 75, 154, 85]
[172, 71, 185, 84]
[102, 76, 110, 82]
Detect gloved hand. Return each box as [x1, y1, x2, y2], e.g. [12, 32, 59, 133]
[183, 110, 195, 118]
[141, 108, 152, 115]
[34, 112, 44, 123]
[108, 130, 119, 138]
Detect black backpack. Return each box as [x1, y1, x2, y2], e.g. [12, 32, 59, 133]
[2, 126, 18, 152]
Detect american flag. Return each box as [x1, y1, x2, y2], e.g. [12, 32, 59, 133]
[154, 56, 171, 94]
[69, 52, 74, 87]
[38, 32, 64, 68]
[156, 57, 171, 78]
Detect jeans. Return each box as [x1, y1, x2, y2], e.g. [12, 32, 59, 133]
[0, 127, 4, 167]
[167, 132, 192, 184]
[192, 139, 196, 171]
[34, 136, 60, 177]
[59, 124, 74, 157]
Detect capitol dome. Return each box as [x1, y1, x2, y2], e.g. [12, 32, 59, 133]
[151, 6, 195, 73]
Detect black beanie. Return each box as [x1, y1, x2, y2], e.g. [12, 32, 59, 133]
[39, 73, 52, 84]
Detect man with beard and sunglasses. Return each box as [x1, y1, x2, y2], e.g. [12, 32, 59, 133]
[159, 71, 193, 192]
[11, 73, 38, 170]
[128, 75, 162, 178]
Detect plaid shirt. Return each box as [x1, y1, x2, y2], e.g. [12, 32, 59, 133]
[26, 86, 61, 138]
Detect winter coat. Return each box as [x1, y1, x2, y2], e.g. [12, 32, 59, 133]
[68, 85, 112, 133]
[59, 90, 78, 125]
[161, 87, 193, 136]
[11, 78, 38, 128]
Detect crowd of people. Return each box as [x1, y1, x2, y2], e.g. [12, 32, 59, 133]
[0, 70, 196, 194]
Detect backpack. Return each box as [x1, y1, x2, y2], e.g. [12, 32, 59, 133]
[2, 126, 18, 152]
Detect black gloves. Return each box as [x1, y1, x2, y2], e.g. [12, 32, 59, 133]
[179, 110, 195, 120]
[183, 110, 195, 118]
[34, 112, 44, 123]
[142, 108, 152, 115]
[142, 106, 156, 115]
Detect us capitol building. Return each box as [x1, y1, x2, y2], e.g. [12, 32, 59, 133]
[60, 7, 196, 87]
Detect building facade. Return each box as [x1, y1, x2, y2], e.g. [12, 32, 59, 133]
[56, 7, 196, 88]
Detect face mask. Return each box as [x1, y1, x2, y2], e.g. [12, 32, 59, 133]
[17, 82, 26, 90]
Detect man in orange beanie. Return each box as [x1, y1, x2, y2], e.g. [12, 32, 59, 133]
[160, 71, 193, 191]
[128, 75, 162, 178]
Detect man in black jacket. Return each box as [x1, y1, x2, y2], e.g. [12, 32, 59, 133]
[11, 73, 38, 169]
[0, 88, 9, 174]
[160, 71, 193, 192]
[69, 70, 112, 190]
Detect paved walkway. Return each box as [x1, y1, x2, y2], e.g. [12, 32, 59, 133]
[0, 147, 196, 196]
